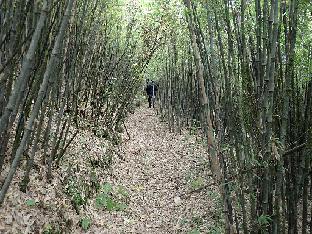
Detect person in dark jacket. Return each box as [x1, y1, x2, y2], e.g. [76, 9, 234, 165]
[145, 80, 158, 108]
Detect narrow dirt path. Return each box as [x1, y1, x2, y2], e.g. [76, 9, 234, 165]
[0, 106, 219, 234]
[92, 107, 219, 233]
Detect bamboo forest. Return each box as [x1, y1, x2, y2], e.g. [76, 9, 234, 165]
[0, 0, 311, 233]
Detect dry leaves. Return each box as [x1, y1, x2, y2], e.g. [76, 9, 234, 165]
[0, 106, 220, 233]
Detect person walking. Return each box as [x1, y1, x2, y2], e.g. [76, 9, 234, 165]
[145, 80, 158, 108]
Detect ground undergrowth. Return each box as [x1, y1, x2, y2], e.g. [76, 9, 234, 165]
[0, 107, 222, 234]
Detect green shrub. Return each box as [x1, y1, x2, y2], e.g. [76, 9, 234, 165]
[80, 217, 92, 231]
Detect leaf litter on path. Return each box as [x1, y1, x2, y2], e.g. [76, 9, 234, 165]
[0, 106, 221, 233]
[94, 107, 221, 233]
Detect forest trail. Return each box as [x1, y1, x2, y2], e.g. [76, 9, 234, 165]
[0, 106, 219, 234]
[90, 106, 219, 233]
[0, 0, 309, 232]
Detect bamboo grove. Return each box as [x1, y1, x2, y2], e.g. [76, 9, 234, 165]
[152, 0, 312, 233]
[1, 0, 312, 233]
[0, 0, 161, 206]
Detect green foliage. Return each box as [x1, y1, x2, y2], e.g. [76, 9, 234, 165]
[258, 214, 272, 230]
[190, 177, 205, 190]
[101, 182, 113, 194]
[72, 191, 85, 207]
[95, 193, 128, 211]
[64, 176, 90, 213]
[43, 224, 61, 234]
[208, 226, 223, 234]
[191, 216, 204, 226]
[188, 229, 200, 234]
[95, 193, 109, 208]
[95, 182, 129, 212]
[80, 217, 92, 231]
[25, 199, 36, 207]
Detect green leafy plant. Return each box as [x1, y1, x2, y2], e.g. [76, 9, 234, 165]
[105, 198, 120, 211]
[115, 202, 128, 211]
[95, 192, 128, 211]
[43, 224, 61, 234]
[209, 226, 223, 234]
[188, 229, 200, 234]
[80, 217, 92, 231]
[190, 177, 205, 190]
[64, 178, 87, 213]
[101, 182, 113, 194]
[95, 182, 128, 212]
[95, 193, 109, 208]
[25, 199, 36, 207]
[258, 214, 272, 231]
